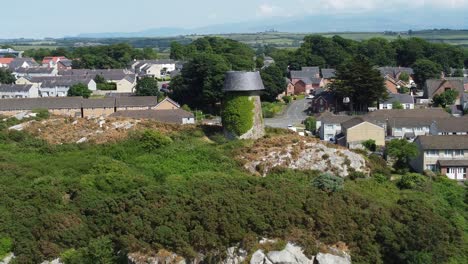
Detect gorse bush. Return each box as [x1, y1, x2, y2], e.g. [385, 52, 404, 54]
[312, 173, 344, 193]
[136, 130, 173, 151]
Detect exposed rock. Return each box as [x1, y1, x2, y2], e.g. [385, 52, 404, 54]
[41, 258, 63, 264]
[315, 253, 350, 264]
[8, 124, 26, 131]
[250, 250, 272, 264]
[128, 251, 190, 264]
[0, 253, 15, 264]
[222, 247, 247, 264]
[239, 136, 368, 177]
[76, 137, 88, 144]
[266, 243, 314, 264]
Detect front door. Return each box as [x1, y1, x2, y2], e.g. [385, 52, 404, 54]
[447, 167, 467, 180]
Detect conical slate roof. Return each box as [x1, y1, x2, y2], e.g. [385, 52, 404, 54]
[223, 71, 265, 92]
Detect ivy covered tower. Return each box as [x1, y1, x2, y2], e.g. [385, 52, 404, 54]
[222, 71, 265, 140]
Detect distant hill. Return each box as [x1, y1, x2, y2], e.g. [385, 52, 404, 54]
[76, 9, 468, 38]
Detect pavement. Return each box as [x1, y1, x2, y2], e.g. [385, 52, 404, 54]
[265, 99, 311, 128]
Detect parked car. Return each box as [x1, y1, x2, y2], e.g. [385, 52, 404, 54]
[306, 95, 314, 99]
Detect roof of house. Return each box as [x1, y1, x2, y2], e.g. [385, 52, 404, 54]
[321, 68, 336, 79]
[438, 160, 468, 167]
[425, 79, 464, 98]
[81, 98, 116, 108]
[58, 69, 133, 81]
[42, 56, 67, 64]
[382, 93, 414, 104]
[30, 76, 94, 88]
[0, 97, 83, 111]
[0, 58, 14, 65]
[116, 96, 158, 107]
[432, 117, 468, 132]
[290, 70, 319, 79]
[58, 59, 73, 67]
[378, 67, 414, 78]
[0, 84, 33, 93]
[341, 117, 367, 130]
[318, 112, 354, 124]
[313, 89, 335, 104]
[155, 97, 180, 108]
[387, 117, 438, 128]
[110, 109, 193, 124]
[14, 67, 55, 74]
[223, 71, 265, 92]
[8, 58, 39, 69]
[302, 66, 320, 72]
[367, 108, 450, 120]
[416, 135, 468, 150]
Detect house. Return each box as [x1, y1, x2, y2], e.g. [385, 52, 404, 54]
[317, 113, 354, 141]
[14, 67, 58, 78]
[58, 69, 136, 93]
[410, 135, 468, 180]
[338, 117, 385, 148]
[378, 67, 414, 82]
[42, 56, 68, 68]
[0, 48, 23, 58]
[110, 109, 195, 125]
[0, 58, 14, 67]
[379, 93, 414, 110]
[321, 68, 336, 86]
[0, 84, 40, 99]
[290, 67, 320, 83]
[293, 78, 323, 95]
[311, 89, 336, 113]
[81, 98, 116, 118]
[57, 59, 73, 70]
[115, 96, 158, 111]
[131, 59, 177, 79]
[424, 79, 464, 103]
[7, 58, 39, 70]
[20, 76, 97, 97]
[154, 97, 180, 110]
[430, 117, 468, 136]
[386, 117, 434, 140]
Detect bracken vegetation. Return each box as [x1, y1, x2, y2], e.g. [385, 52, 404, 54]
[0, 118, 466, 264]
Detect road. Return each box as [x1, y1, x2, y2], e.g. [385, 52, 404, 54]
[265, 99, 310, 128]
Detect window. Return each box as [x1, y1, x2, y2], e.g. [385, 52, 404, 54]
[444, 150, 452, 157]
[426, 150, 438, 157]
[415, 127, 423, 132]
[325, 125, 334, 130]
[454, 150, 464, 157]
[383, 104, 388, 109]
[405, 104, 411, 109]
[395, 128, 402, 132]
[426, 164, 437, 171]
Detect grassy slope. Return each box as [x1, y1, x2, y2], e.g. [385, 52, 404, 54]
[0, 126, 466, 263]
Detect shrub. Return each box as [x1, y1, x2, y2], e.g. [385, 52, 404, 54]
[397, 173, 427, 189]
[0, 237, 13, 258]
[137, 130, 173, 151]
[312, 173, 344, 193]
[373, 173, 388, 183]
[221, 94, 255, 136]
[362, 139, 376, 152]
[283, 96, 292, 104]
[349, 170, 367, 180]
[304, 117, 316, 132]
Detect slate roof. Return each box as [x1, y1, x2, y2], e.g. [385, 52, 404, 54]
[425, 79, 464, 98]
[14, 67, 55, 74]
[432, 117, 468, 133]
[366, 108, 450, 120]
[321, 68, 336, 79]
[416, 135, 468, 150]
[318, 113, 354, 124]
[110, 109, 193, 124]
[8, 58, 39, 69]
[291, 70, 318, 79]
[378, 67, 414, 78]
[223, 71, 265, 92]
[0, 84, 33, 92]
[341, 117, 367, 130]
[30, 76, 94, 88]
[0, 97, 83, 111]
[116, 96, 158, 107]
[387, 117, 437, 128]
[381, 93, 414, 104]
[438, 160, 468, 167]
[58, 59, 73, 67]
[58, 69, 133, 81]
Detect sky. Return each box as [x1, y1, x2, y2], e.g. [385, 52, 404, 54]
[2, 0, 468, 38]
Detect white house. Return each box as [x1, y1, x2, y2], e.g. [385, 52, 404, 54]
[0, 84, 40, 99]
[379, 93, 414, 110]
[131, 60, 177, 79]
[318, 113, 354, 142]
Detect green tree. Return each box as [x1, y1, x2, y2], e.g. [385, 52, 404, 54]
[260, 64, 287, 102]
[0, 68, 15, 84]
[84, 237, 116, 264]
[358, 38, 396, 66]
[452, 68, 464, 77]
[94, 74, 106, 84]
[386, 139, 419, 171]
[67, 83, 92, 98]
[135, 77, 160, 96]
[399, 72, 410, 82]
[392, 101, 404, 109]
[255, 56, 265, 69]
[362, 139, 377, 152]
[304, 117, 316, 132]
[433, 89, 459, 108]
[412, 59, 442, 87]
[170, 53, 230, 112]
[330, 56, 387, 111]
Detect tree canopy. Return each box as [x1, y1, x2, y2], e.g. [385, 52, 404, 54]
[135, 77, 160, 96]
[330, 56, 387, 111]
[386, 139, 419, 171]
[260, 64, 287, 102]
[67, 83, 92, 98]
[433, 89, 459, 108]
[0, 68, 16, 84]
[412, 59, 442, 87]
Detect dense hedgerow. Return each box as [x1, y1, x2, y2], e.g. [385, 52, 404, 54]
[0, 127, 466, 264]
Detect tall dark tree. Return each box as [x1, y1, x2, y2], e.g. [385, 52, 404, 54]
[170, 53, 230, 113]
[260, 64, 287, 102]
[0, 68, 16, 84]
[358, 38, 396, 66]
[330, 56, 387, 111]
[452, 68, 464, 77]
[412, 59, 442, 87]
[135, 77, 160, 96]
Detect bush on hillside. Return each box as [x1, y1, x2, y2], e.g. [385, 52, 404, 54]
[312, 173, 344, 193]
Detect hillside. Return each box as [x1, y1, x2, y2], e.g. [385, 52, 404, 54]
[0, 116, 466, 263]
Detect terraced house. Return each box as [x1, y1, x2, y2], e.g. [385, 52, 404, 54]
[411, 135, 468, 181]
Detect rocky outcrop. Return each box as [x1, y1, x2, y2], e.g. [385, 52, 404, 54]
[41, 259, 63, 264]
[222, 247, 247, 264]
[315, 253, 350, 264]
[239, 136, 368, 177]
[127, 251, 190, 264]
[0, 253, 15, 264]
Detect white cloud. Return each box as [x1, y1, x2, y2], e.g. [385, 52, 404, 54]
[257, 3, 281, 16]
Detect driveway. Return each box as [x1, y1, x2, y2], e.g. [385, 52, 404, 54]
[265, 99, 310, 128]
